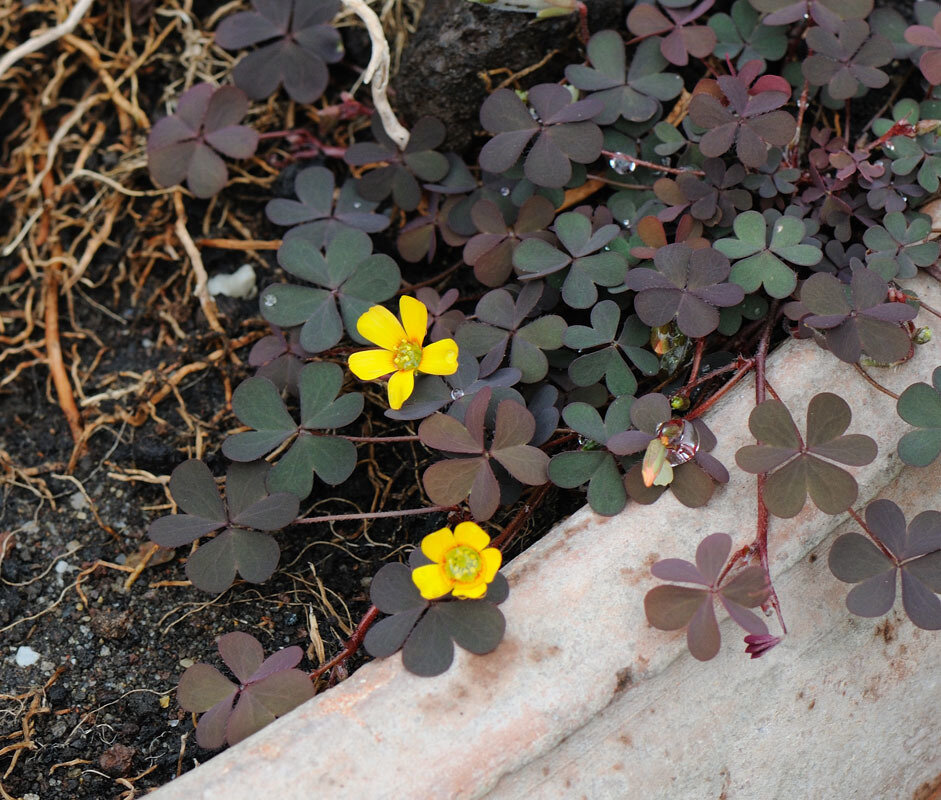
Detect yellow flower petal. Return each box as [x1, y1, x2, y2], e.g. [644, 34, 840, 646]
[387, 368, 415, 410]
[452, 580, 487, 599]
[453, 521, 490, 552]
[399, 296, 428, 344]
[480, 547, 502, 583]
[418, 338, 459, 375]
[357, 304, 406, 350]
[348, 349, 396, 380]
[412, 563, 453, 599]
[420, 527, 456, 563]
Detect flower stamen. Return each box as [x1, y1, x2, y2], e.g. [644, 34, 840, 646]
[444, 545, 482, 583]
[393, 340, 422, 371]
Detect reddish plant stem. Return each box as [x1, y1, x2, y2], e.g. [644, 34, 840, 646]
[340, 434, 421, 443]
[586, 173, 655, 191]
[296, 505, 454, 525]
[915, 298, 941, 320]
[788, 79, 810, 167]
[852, 363, 900, 400]
[847, 507, 895, 561]
[600, 149, 705, 177]
[490, 482, 551, 552]
[575, 0, 590, 44]
[678, 358, 753, 398]
[754, 302, 787, 634]
[258, 128, 347, 158]
[400, 261, 462, 292]
[677, 338, 706, 398]
[686, 360, 755, 420]
[309, 604, 380, 682]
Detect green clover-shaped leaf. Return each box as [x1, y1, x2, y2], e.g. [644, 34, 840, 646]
[261, 228, 400, 352]
[897, 366, 941, 466]
[223, 363, 361, 498]
[715, 211, 821, 298]
[547, 397, 634, 515]
[564, 301, 659, 395]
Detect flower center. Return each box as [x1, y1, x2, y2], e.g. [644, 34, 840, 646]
[393, 340, 422, 371]
[444, 545, 482, 583]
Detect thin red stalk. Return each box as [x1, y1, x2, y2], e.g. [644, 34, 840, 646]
[678, 338, 706, 397]
[401, 261, 462, 292]
[788, 79, 810, 167]
[490, 483, 551, 552]
[296, 505, 454, 524]
[309, 605, 380, 682]
[852, 363, 900, 400]
[754, 302, 787, 634]
[686, 361, 754, 420]
[679, 358, 752, 397]
[586, 173, 655, 191]
[340, 434, 421, 443]
[600, 149, 704, 177]
[847, 507, 895, 561]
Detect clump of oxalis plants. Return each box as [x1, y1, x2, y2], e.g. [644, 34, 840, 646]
[142, 0, 941, 749]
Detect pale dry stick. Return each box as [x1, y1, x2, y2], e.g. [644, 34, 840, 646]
[68, 169, 175, 197]
[342, 0, 410, 149]
[172, 190, 225, 333]
[0, 0, 95, 81]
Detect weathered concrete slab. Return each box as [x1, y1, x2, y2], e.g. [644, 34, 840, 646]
[154, 274, 941, 800]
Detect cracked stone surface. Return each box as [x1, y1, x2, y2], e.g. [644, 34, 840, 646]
[153, 274, 941, 800]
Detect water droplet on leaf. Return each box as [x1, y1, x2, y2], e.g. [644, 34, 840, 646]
[263, 294, 277, 307]
[608, 154, 636, 174]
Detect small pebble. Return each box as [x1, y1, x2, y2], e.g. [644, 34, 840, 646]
[208, 264, 257, 299]
[15, 646, 40, 667]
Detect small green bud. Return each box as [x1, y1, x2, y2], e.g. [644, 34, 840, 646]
[670, 395, 690, 411]
[914, 326, 932, 345]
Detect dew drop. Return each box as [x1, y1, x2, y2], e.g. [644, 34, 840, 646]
[621, 219, 632, 230]
[577, 435, 588, 446]
[263, 294, 278, 307]
[353, 201, 363, 208]
[499, 186, 511, 197]
[656, 419, 700, 466]
[608, 154, 636, 174]
[450, 387, 465, 400]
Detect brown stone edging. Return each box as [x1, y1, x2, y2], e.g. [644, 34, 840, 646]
[153, 274, 941, 800]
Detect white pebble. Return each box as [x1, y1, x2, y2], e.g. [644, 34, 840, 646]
[15, 646, 40, 667]
[208, 264, 257, 299]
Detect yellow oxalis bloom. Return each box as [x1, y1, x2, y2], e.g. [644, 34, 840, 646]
[411, 522, 502, 600]
[347, 296, 459, 410]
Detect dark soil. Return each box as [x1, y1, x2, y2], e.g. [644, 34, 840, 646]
[0, 4, 589, 796]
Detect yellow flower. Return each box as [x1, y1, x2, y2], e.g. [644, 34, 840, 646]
[411, 522, 502, 599]
[347, 296, 459, 410]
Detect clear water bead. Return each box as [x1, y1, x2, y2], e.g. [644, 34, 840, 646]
[608, 154, 636, 174]
[656, 418, 700, 466]
[352, 201, 362, 208]
[499, 186, 511, 197]
[450, 387, 465, 400]
[263, 294, 277, 307]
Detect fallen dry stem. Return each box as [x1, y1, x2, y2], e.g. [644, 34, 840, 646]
[172, 190, 225, 334]
[0, 0, 96, 81]
[341, 0, 409, 148]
